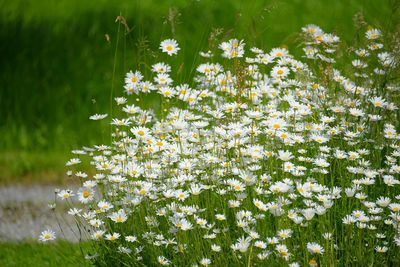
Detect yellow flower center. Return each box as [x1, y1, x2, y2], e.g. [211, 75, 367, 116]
[309, 259, 317, 265]
[139, 189, 147, 195]
[82, 191, 90, 198]
[156, 141, 164, 147]
[272, 123, 281, 129]
[280, 251, 288, 257]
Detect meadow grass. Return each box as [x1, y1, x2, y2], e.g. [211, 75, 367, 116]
[0, 241, 90, 267]
[0, 0, 397, 183]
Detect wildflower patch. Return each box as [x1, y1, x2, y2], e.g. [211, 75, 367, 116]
[41, 24, 400, 266]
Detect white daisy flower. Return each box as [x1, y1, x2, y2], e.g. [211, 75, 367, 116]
[39, 229, 56, 242]
[160, 39, 180, 56]
[89, 114, 108, 120]
[307, 242, 324, 254]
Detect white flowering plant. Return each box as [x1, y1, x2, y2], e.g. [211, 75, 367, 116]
[42, 24, 400, 266]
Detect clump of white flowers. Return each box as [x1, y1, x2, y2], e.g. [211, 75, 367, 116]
[42, 24, 400, 266]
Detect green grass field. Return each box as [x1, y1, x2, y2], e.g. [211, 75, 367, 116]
[0, 0, 397, 184]
[0, 242, 90, 267]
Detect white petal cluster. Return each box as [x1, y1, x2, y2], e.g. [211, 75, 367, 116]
[44, 25, 400, 266]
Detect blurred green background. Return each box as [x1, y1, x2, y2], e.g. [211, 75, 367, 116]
[0, 0, 397, 184]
